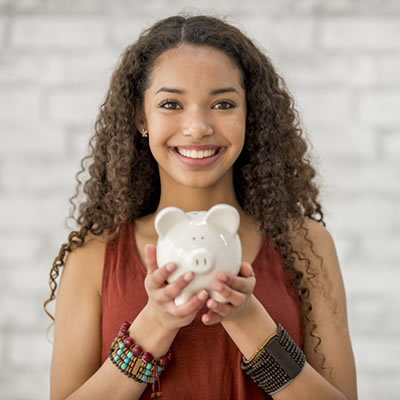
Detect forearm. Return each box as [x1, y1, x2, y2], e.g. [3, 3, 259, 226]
[64, 307, 178, 400]
[221, 295, 348, 400]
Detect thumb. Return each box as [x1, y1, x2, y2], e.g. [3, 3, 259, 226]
[240, 262, 254, 277]
[144, 244, 158, 274]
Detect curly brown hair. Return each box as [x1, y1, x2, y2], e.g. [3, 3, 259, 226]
[44, 13, 327, 366]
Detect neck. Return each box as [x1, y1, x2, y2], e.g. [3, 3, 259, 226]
[155, 167, 240, 212]
[157, 184, 241, 213]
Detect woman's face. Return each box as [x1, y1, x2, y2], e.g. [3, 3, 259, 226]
[142, 44, 247, 190]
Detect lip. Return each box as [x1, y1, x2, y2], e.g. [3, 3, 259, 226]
[170, 146, 225, 167]
[173, 145, 221, 151]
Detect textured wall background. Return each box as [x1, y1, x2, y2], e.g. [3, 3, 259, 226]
[0, 0, 399, 399]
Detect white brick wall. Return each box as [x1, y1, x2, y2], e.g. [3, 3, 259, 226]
[1, 1, 399, 399]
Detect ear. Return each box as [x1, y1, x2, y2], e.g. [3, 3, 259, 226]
[155, 207, 188, 239]
[204, 204, 240, 238]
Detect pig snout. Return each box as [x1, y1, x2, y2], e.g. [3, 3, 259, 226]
[189, 248, 215, 274]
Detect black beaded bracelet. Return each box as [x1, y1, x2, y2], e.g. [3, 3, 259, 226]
[241, 323, 306, 395]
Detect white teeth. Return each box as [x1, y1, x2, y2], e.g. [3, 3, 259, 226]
[177, 148, 218, 159]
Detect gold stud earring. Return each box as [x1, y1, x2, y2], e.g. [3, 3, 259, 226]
[140, 128, 148, 138]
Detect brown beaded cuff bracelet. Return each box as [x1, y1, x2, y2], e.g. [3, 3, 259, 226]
[241, 323, 306, 395]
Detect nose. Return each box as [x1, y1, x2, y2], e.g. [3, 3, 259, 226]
[189, 248, 215, 274]
[182, 109, 214, 140]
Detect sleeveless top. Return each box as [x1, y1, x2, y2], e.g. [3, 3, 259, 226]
[101, 221, 304, 400]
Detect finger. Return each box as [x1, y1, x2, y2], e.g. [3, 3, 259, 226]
[170, 289, 209, 318]
[206, 298, 234, 317]
[211, 282, 247, 307]
[239, 262, 254, 277]
[201, 309, 223, 326]
[216, 263, 255, 293]
[144, 244, 158, 274]
[145, 262, 177, 291]
[155, 270, 195, 303]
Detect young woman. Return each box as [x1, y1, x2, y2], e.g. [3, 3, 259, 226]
[44, 14, 357, 400]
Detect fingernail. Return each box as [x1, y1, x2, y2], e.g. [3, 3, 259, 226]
[210, 300, 217, 309]
[219, 274, 227, 282]
[198, 290, 208, 301]
[166, 264, 175, 272]
[214, 282, 223, 291]
[184, 272, 194, 282]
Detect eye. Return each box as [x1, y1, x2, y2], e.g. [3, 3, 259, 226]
[213, 100, 236, 110]
[159, 99, 182, 110]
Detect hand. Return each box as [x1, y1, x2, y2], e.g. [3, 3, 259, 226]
[143, 244, 209, 331]
[201, 262, 256, 326]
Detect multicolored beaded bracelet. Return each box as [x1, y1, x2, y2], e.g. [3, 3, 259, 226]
[108, 321, 172, 398]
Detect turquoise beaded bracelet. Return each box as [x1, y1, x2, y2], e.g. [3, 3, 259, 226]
[108, 321, 172, 398]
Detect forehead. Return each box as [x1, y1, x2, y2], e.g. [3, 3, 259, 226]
[147, 45, 244, 91]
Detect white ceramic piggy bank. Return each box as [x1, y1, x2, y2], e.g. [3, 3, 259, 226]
[155, 204, 242, 306]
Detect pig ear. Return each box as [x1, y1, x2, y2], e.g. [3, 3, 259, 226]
[155, 207, 188, 239]
[204, 204, 240, 238]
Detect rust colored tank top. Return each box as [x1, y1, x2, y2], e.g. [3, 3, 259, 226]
[101, 221, 304, 400]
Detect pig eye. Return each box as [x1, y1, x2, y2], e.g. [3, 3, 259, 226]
[192, 237, 196, 240]
[201, 236, 204, 240]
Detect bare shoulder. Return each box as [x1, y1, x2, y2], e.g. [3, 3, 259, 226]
[51, 233, 107, 399]
[289, 217, 334, 251]
[60, 233, 107, 296]
[289, 218, 339, 287]
[289, 218, 357, 399]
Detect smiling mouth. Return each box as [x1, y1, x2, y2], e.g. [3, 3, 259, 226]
[173, 147, 222, 159]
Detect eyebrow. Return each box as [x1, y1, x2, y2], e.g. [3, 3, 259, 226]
[155, 87, 240, 96]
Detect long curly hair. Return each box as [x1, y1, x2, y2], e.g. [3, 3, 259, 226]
[44, 13, 327, 366]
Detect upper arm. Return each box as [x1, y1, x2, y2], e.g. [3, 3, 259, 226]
[50, 236, 106, 400]
[293, 219, 357, 400]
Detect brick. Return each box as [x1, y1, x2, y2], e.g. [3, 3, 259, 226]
[342, 264, 400, 295]
[10, 16, 107, 48]
[8, 331, 52, 368]
[240, 17, 315, 55]
[357, 372, 400, 400]
[328, 195, 395, 234]
[1, 157, 78, 193]
[306, 122, 376, 161]
[0, 291, 39, 328]
[321, 159, 400, 198]
[11, 0, 42, 13]
[0, 194, 70, 232]
[293, 0, 351, 14]
[109, 18, 149, 48]
[295, 89, 352, 124]
[360, 92, 400, 124]
[42, 51, 115, 85]
[321, 18, 400, 50]
[348, 293, 400, 336]
[0, 88, 41, 122]
[379, 56, 400, 86]
[0, 369, 50, 400]
[0, 51, 115, 86]
[2, 262, 54, 296]
[315, 0, 400, 15]
[382, 132, 400, 159]
[359, 235, 400, 265]
[0, 234, 42, 264]
[0, 17, 6, 45]
[107, 1, 290, 18]
[46, 89, 103, 124]
[280, 54, 376, 88]
[15, 0, 106, 14]
[352, 336, 400, 370]
[0, 123, 66, 157]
